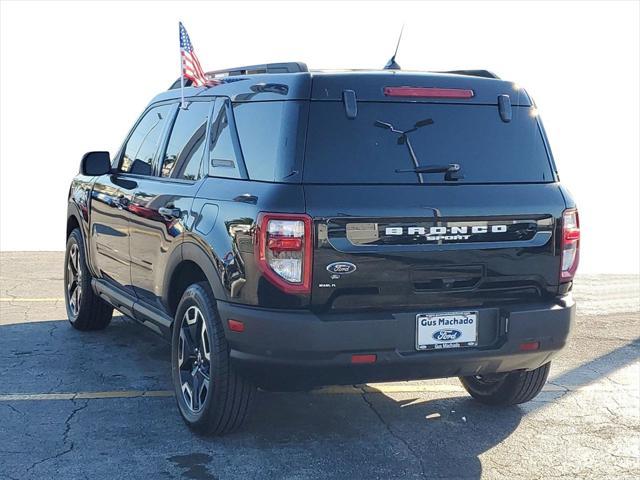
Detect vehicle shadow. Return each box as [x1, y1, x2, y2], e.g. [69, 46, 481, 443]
[0, 317, 638, 479]
[239, 388, 523, 479]
[191, 338, 640, 479]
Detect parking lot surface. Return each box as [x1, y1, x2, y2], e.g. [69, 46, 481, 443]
[0, 252, 638, 479]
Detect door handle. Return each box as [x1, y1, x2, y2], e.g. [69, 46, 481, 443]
[158, 206, 181, 219]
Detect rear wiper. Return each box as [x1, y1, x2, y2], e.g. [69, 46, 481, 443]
[395, 163, 464, 181]
[395, 163, 460, 174]
[375, 118, 437, 183]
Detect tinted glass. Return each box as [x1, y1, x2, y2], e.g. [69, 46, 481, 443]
[208, 99, 241, 179]
[304, 102, 554, 184]
[162, 101, 210, 180]
[233, 101, 304, 182]
[121, 104, 171, 174]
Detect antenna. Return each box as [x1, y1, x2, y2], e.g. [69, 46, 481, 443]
[384, 25, 404, 70]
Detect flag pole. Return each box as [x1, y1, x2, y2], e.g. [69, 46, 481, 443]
[179, 22, 185, 109]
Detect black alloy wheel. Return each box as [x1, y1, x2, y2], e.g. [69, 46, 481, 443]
[64, 229, 112, 331]
[177, 305, 211, 413]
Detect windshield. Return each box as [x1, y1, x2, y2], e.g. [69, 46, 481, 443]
[303, 102, 555, 184]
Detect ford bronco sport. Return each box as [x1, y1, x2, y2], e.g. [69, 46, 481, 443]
[65, 62, 578, 435]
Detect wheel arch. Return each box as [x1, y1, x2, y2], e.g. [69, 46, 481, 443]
[66, 203, 97, 273]
[163, 242, 227, 319]
[66, 213, 81, 239]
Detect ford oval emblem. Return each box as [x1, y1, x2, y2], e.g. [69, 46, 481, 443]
[432, 329, 462, 342]
[326, 262, 357, 275]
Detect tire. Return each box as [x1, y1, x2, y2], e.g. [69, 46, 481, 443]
[459, 362, 551, 406]
[171, 282, 255, 435]
[64, 229, 113, 331]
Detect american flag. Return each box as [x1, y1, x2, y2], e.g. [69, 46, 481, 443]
[179, 22, 211, 87]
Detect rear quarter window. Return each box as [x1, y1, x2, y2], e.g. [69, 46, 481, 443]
[303, 102, 555, 184]
[233, 101, 306, 182]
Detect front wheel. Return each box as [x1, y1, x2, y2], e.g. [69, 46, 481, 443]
[459, 362, 551, 406]
[64, 229, 113, 331]
[171, 282, 255, 435]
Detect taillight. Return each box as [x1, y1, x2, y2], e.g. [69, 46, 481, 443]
[560, 208, 580, 281]
[255, 213, 312, 294]
[383, 86, 474, 99]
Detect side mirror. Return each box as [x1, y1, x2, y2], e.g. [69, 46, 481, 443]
[80, 151, 111, 176]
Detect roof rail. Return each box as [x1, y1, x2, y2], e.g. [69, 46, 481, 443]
[168, 61, 308, 90]
[439, 69, 501, 79]
[207, 61, 308, 78]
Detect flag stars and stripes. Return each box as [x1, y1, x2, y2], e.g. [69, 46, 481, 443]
[179, 22, 210, 87]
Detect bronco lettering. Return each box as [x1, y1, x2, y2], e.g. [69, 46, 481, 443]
[386, 225, 508, 236]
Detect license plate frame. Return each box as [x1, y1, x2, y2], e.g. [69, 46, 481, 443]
[415, 311, 478, 351]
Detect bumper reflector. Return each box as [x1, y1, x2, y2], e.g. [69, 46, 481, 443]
[351, 354, 377, 364]
[519, 341, 540, 351]
[228, 319, 245, 333]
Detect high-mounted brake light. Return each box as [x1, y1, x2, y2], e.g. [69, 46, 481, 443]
[255, 213, 312, 294]
[560, 208, 580, 281]
[383, 86, 474, 99]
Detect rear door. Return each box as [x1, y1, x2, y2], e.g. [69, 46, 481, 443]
[125, 99, 213, 312]
[303, 97, 565, 312]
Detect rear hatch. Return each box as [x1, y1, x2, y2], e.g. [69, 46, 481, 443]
[303, 73, 566, 312]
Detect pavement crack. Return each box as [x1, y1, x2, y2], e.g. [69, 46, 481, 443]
[358, 388, 427, 479]
[546, 381, 570, 392]
[2, 403, 25, 416]
[47, 377, 63, 394]
[4, 281, 26, 301]
[25, 397, 87, 473]
[48, 322, 59, 338]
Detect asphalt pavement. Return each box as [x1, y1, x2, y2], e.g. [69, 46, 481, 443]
[0, 252, 638, 479]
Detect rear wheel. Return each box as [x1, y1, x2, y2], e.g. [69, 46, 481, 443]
[64, 229, 113, 331]
[459, 362, 551, 406]
[171, 282, 255, 435]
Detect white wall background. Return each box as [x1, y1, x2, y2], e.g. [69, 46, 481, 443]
[1, 0, 638, 273]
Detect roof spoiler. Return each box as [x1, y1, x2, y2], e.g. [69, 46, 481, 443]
[438, 69, 500, 79]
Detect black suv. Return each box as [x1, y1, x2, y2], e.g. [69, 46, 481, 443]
[65, 62, 578, 435]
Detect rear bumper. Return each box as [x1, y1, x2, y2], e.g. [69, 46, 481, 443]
[216, 296, 575, 387]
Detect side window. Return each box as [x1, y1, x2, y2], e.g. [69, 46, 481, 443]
[208, 99, 242, 179]
[120, 104, 172, 175]
[161, 101, 211, 180]
[233, 101, 302, 182]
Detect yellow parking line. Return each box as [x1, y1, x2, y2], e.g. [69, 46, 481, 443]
[0, 298, 64, 302]
[0, 390, 174, 401]
[0, 386, 466, 401]
[0, 384, 570, 402]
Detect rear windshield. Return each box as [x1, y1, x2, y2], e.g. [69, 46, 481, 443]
[303, 102, 555, 184]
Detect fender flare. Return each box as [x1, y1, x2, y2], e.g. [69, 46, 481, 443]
[66, 202, 96, 276]
[162, 241, 228, 305]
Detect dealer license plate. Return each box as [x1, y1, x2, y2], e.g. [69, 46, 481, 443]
[416, 311, 478, 350]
